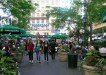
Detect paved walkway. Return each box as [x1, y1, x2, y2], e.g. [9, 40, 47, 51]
[19, 53, 84, 75]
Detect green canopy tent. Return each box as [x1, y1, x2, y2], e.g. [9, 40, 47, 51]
[47, 35, 55, 40]
[51, 33, 68, 39]
[0, 25, 26, 34]
[19, 28, 26, 34]
[7, 34, 20, 39]
[19, 33, 33, 37]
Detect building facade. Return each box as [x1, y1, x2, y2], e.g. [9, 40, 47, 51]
[29, 0, 71, 35]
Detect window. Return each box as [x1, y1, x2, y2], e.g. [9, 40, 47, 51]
[31, 20, 35, 23]
[41, 19, 44, 23]
[37, 20, 39, 23]
[44, 32, 48, 35]
[46, 20, 49, 23]
[41, 13, 45, 17]
[36, 13, 40, 17]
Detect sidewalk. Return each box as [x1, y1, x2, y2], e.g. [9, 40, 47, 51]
[19, 53, 84, 75]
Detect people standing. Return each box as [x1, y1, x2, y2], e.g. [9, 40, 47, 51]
[49, 40, 56, 60]
[43, 41, 49, 62]
[27, 39, 34, 63]
[35, 40, 42, 63]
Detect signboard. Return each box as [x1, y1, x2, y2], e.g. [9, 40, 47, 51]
[32, 23, 49, 27]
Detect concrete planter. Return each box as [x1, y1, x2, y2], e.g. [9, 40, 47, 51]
[58, 52, 67, 62]
[83, 65, 106, 75]
[17, 53, 23, 63]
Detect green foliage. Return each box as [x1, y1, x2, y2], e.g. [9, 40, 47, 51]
[87, 0, 106, 24]
[0, 50, 6, 57]
[83, 50, 106, 75]
[46, 7, 78, 28]
[1, 0, 36, 29]
[95, 58, 106, 75]
[0, 50, 17, 75]
[17, 45, 25, 54]
[60, 45, 70, 52]
[0, 45, 25, 74]
[83, 50, 100, 66]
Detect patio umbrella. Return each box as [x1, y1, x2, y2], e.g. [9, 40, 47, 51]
[52, 33, 68, 39]
[19, 28, 26, 34]
[47, 35, 55, 40]
[19, 33, 33, 37]
[0, 25, 26, 34]
[7, 34, 20, 39]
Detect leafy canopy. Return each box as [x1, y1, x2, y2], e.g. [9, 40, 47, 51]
[0, 0, 36, 29]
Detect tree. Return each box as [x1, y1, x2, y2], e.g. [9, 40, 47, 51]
[0, 0, 36, 29]
[46, 0, 106, 45]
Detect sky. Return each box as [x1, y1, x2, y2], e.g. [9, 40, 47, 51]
[0, 9, 8, 17]
[0, 0, 73, 16]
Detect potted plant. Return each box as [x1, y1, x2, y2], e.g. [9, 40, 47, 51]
[58, 44, 70, 62]
[16, 46, 25, 63]
[82, 49, 106, 75]
[0, 50, 18, 75]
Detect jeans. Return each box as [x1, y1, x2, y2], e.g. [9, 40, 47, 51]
[36, 51, 41, 61]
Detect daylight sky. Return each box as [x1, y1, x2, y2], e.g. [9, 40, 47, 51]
[0, 0, 74, 17]
[0, 9, 8, 17]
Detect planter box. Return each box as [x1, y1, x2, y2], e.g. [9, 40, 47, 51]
[83, 65, 106, 75]
[17, 53, 23, 63]
[58, 52, 67, 62]
[12, 52, 23, 63]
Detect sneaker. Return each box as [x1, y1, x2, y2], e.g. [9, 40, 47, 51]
[31, 60, 33, 63]
[29, 60, 31, 63]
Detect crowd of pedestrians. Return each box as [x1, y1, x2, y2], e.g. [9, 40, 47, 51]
[26, 38, 57, 63]
[25, 38, 89, 64]
[1, 36, 104, 64]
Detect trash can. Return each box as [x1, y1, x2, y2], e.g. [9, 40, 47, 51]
[68, 53, 78, 68]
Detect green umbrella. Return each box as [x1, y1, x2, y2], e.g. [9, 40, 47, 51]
[19, 33, 33, 37]
[0, 25, 26, 34]
[19, 28, 26, 34]
[47, 35, 55, 40]
[52, 33, 68, 39]
[7, 35, 20, 39]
